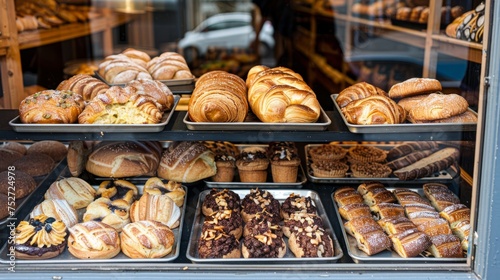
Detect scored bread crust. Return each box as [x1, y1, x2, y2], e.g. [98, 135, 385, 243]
[408, 93, 469, 121]
[120, 220, 175, 259]
[67, 221, 121, 259]
[388, 78, 442, 99]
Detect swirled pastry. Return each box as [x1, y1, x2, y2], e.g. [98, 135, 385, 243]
[56, 74, 110, 101]
[147, 51, 193, 80]
[67, 221, 121, 259]
[83, 197, 131, 232]
[96, 180, 139, 205]
[97, 54, 152, 84]
[246, 65, 321, 123]
[188, 71, 248, 122]
[19, 90, 85, 124]
[336, 82, 387, 108]
[126, 79, 175, 111]
[341, 95, 406, 124]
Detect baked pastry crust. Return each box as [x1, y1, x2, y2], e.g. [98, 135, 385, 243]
[388, 78, 442, 99]
[120, 220, 175, 258]
[30, 199, 78, 228]
[68, 221, 121, 259]
[348, 145, 387, 163]
[308, 144, 347, 163]
[341, 95, 406, 125]
[143, 177, 186, 207]
[130, 192, 181, 228]
[83, 197, 130, 232]
[19, 90, 85, 124]
[408, 93, 469, 121]
[336, 81, 387, 108]
[56, 74, 109, 101]
[44, 177, 96, 209]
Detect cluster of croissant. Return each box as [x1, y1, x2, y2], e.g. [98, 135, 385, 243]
[97, 48, 194, 84]
[18, 74, 175, 124]
[16, 0, 100, 33]
[188, 65, 321, 123]
[337, 77, 475, 125]
[18, 176, 184, 260]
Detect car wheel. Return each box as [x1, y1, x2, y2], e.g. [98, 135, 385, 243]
[183, 47, 199, 65]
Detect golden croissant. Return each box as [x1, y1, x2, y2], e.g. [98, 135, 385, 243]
[341, 95, 406, 124]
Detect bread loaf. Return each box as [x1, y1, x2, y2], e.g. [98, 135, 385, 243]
[157, 141, 216, 183]
[341, 95, 406, 124]
[246, 65, 321, 123]
[409, 93, 469, 121]
[86, 141, 162, 178]
[78, 86, 163, 124]
[188, 71, 248, 122]
[30, 199, 78, 228]
[56, 74, 110, 101]
[388, 78, 442, 99]
[393, 147, 460, 180]
[129, 192, 181, 228]
[19, 90, 85, 124]
[121, 48, 151, 68]
[336, 82, 387, 108]
[44, 177, 96, 209]
[97, 54, 152, 84]
[147, 52, 193, 80]
[120, 220, 175, 258]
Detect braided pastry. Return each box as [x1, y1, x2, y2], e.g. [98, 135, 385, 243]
[188, 71, 248, 122]
[147, 52, 194, 80]
[120, 220, 175, 259]
[246, 65, 321, 123]
[78, 86, 163, 124]
[56, 74, 109, 101]
[19, 90, 85, 124]
[336, 82, 387, 108]
[97, 54, 152, 84]
[341, 95, 406, 124]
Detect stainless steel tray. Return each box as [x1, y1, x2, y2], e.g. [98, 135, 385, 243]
[186, 188, 343, 263]
[331, 186, 466, 263]
[305, 144, 459, 183]
[94, 71, 195, 87]
[331, 94, 478, 133]
[183, 106, 331, 131]
[0, 182, 187, 264]
[9, 95, 179, 133]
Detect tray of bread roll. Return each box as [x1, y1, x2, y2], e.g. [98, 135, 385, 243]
[183, 106, 332, 131]
[186, 188, 343, 263]
[305, 142, 460, 183]
[332, 182, 469, 263]
[332, 86, 478, 133]
[9, 95, 180, 133]
[204, 143, 307, 188]
[0, 176, 187, 264]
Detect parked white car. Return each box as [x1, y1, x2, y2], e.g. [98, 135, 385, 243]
[178, 12, 275, 62]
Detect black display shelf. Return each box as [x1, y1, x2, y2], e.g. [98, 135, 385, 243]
[0, 110, 475, 142]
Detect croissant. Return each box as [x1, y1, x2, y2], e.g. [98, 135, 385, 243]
[336, 82, 387, 108]
[19, 90, 85, 124]
[147, 52, 193, 80]
[56, 74, 110, 101]
[129, 192, 181, 228]
[78, 86, 163, 124]
[246, 66, 321, 123]
[341, 95, 406, 124]
[157, 141, 217, 183]
[188, 71, 248, 122]
[126, 79, 175, 111]
[98, 54, 152, 84]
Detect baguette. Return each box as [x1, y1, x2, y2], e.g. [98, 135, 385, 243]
[393, 147, 460, 181]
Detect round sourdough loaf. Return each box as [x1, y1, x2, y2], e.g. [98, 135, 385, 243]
[0, 170, 36, 199]
[27, 140, 68, 162]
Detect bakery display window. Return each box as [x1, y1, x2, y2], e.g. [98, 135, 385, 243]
[1, 0, 499, 279]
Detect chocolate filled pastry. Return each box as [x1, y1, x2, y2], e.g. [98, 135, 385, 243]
[283, 212, 325, 238]
[202, 209, 243, 239]
[416, 217, 452, 237]
[289, 226, 334, 258]
[120, 220, 175, 259]
[393, 188, 432, 207]
[358, 182, 396, 206]
[241, 189, 281, 223]
[83, 197, 130, 232]
[198, 227, 241, 259]
[143, 177, 186, 207]
[390, 228, 431, 258]
[14, 214, 67, 260]
[338, 203, 372, 221]
[280, 193, 317, 220]
[378, 216, 418, 235]
[242, 224, 286, 258]
[422, 183, 460, 212]
[96, 180, 139, 205]
[68, 221, 121, 259]
[439, 204, 470, 227]
[333, 187, 364, 207]
[201, 189, 241, 217]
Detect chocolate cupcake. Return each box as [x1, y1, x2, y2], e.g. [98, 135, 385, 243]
[236, 147, 269, 183]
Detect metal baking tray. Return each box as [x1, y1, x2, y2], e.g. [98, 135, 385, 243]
[94, 71, 195, 87]
[331, 94, 478, 133]
[186, 188, 343, 263]
[331, 186, 466, 263]
[205, 144, 307, 188]
[0, 182, 187, 264]
[305, 144, 459, 183]
[183, 106, 331, 131]
[9, 95, 179, 133]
